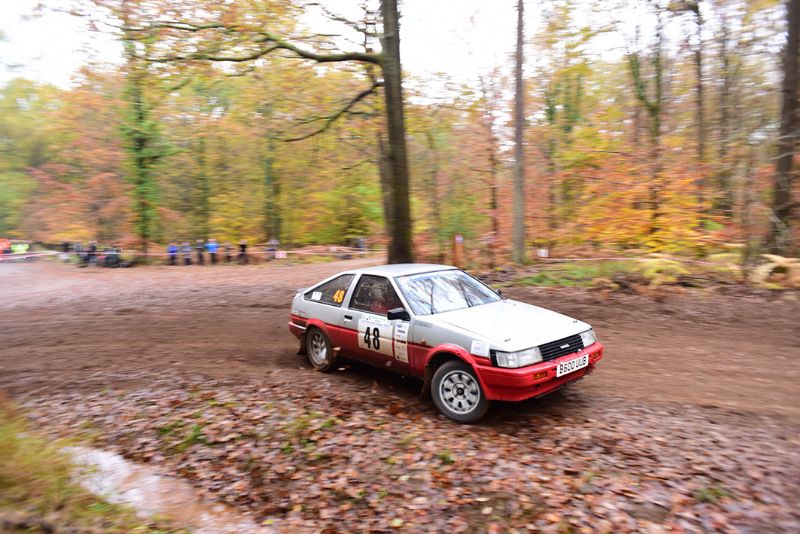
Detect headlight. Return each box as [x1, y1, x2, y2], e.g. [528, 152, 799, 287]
[580, 329, 597, 347]
[495, 347, 542, 368]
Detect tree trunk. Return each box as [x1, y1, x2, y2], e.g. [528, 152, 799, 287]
[716, 14, 734, 218]
[263, 135, 280, 241]
[544, 84, 559, 229]
[633, 103, 642, 149]
[487, 140, 499, 269]
[377, 133, 395, 248]
[627, 8, 665, 238]
[512, 0, 526, 264]
[380, 0, 413, 263]
[741, 143, 758, 269]
[479, 77, 501, 267]
[196, 134, 210, 240]
[631, 24, 643, 152]
[546, 146, 557, 230]
[768, 0, 800, 253]
[130, 74, 152, 254]
[694, 6, 705, 205]
[122, 1, 157, 255]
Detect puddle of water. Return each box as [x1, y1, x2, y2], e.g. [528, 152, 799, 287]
[66, 446, 275, 534]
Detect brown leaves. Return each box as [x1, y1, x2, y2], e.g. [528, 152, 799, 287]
[22, 373, 800, 533]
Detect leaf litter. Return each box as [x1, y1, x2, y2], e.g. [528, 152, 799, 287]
[21, 370, 800, 533]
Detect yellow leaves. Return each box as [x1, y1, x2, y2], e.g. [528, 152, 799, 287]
[634, 256, 689, 286]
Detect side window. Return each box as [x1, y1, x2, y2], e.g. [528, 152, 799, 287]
[304, 274, 354, 307]
[350, 275, 403, 316]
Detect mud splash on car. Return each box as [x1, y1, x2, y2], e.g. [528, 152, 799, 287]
[67, 446, 274, 533]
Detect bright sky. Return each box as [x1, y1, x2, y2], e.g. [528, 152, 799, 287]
[0, 0, 640, 90]
[0, 1, 112, 86]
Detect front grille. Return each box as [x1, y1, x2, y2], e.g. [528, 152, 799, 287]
[539, 334, 584, 361]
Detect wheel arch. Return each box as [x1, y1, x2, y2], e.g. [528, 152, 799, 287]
[421, 344, 484, 399]
[300, 318, 334, 355]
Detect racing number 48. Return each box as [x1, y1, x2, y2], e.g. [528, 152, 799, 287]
[363, 327, 380, 350]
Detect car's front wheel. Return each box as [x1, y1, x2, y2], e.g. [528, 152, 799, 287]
[305, 327, 335, 372]
[431, 360, 490, 423]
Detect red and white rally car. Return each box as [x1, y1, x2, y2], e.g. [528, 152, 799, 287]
[289, 264, 604, 423]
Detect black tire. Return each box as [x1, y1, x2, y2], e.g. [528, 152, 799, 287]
[305, 327, 336, 372]
[431, 360, 490, 423]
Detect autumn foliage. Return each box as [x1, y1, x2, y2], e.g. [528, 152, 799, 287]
[0, 0, 795, 262]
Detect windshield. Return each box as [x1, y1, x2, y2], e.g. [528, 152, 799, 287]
[395, 270, 501, 316]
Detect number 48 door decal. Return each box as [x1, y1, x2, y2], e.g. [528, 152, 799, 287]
[358, 316, 392, 356]
[363, 326, 381, 350]
[357, 315, 407, 360]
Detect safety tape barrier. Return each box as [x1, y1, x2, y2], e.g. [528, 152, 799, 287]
[0, 251, 60, 262]
[125, 249, 382, 257]
[533, 256, 734, 267]
[2, 251, 732, 266]
[0, 248, 384, 261]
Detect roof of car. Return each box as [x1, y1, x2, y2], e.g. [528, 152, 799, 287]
[349, 263, 457, 277]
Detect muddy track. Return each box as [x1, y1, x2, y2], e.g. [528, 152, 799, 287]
[3, 260, 799, 532]
[2, 261, 798, 421]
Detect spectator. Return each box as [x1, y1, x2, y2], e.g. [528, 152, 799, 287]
[207, 238, 218, 265]
[224, 241, 233, 263]
[104, 245, 121, 268]
[60, 241, 70, 263]
[195, 239, 205, 266]
[167, 242, 178, 266]
[182, 242, 193, 265]
[75, 242, 86, 266]
[238, 240, 248, 265]
[266, 238, 279, 261]
[88, 241, 97, 265]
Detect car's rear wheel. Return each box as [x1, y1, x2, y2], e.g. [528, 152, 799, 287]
[431, 360, 490, 423]
[306, 327, 335, 372]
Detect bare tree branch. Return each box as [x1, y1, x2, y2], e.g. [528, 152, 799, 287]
[141, 45, 283, 64]
[285, 80, 383, 142]
[129, 22, 382, 66]
[306, 2, 373, 35]
[338, 157, 374, 171]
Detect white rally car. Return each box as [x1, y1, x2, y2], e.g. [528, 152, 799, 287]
[289, 264, 604, 423]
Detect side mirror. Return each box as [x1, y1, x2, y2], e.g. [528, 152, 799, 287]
[497, 289, 503, 297]
[387, 307, 410, 321]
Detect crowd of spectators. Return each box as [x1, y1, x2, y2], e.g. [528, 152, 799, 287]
[165, 239, 281, 266]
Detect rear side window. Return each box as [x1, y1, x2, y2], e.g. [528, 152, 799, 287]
[305, 274, 354, 307]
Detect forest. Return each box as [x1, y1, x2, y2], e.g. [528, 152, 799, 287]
[0, 0, 797, 265]
[2, 3, 800, 532]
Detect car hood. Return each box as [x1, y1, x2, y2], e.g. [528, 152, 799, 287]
[429, 299, 589, 351]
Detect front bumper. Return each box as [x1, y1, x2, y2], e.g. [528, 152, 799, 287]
[474, 342, 604, 402]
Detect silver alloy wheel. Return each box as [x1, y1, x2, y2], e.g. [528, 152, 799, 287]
[438, 369, 481, 415]
[308, 331, 328, 366]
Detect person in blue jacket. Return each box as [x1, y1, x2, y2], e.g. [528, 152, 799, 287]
[167, 242, 178, 266]
[207, 238, 218, 265]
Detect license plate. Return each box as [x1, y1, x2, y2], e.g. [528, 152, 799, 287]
[556, 354, 589, 377]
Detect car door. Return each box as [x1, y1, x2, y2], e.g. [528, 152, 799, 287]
[340, 274, 412, 372]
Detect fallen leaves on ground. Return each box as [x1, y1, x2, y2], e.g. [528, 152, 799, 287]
[22, 370, 800, 533]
